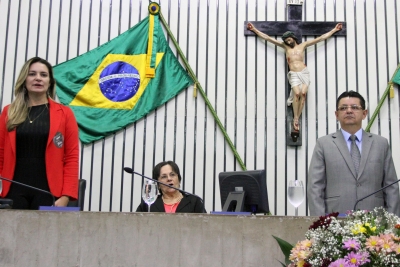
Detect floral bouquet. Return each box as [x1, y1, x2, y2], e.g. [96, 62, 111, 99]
[274, 207, 400, 267]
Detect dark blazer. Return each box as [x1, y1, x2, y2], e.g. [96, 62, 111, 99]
[308, 129, 400, 216]
[136, 194, 206, 213]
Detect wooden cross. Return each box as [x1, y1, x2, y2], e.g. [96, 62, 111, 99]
[245, 4, 346, 146]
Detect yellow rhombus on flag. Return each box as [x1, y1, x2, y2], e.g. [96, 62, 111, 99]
[54, 14, 193, 144]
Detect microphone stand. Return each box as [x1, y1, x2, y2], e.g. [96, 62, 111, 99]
[354, 179, 400, 211]
[0, 176, 55, 206]
[123, 167, 195, 196]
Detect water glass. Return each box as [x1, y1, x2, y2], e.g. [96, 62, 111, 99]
[142, 180, 158, 212]
[288, 180, 305, 216]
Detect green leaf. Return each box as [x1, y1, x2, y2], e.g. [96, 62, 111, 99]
[272, 235, 294, 265]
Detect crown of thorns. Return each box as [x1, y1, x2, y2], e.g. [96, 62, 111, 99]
[281, 31, 298, 41]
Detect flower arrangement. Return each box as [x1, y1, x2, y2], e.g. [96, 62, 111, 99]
[275, 207, 400, 267]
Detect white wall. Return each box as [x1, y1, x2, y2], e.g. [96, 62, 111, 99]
[0, 0, 399, 215]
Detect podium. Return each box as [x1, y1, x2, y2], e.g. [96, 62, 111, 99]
[0, 210, 314, 267]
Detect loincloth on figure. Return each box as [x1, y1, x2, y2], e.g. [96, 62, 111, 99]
[286, 67, 311, 106]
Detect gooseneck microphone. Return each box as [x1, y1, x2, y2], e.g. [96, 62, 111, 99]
[353, 179, 400, 211]
[0, 176, 55, 206]
[123, 167, 200, 199]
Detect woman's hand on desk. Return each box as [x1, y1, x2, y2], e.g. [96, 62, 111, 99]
[55, 195, 70, 207]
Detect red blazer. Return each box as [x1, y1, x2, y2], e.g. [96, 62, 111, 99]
[0, 99, 79, 200]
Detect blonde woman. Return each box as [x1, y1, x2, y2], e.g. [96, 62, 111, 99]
[0, 57, 79, 209]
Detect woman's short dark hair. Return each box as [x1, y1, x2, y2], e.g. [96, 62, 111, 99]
[152, 161, 182, 182]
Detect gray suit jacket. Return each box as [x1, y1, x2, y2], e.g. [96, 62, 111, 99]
[308, 129, 400, 216]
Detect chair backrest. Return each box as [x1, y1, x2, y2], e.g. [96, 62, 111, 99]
[67, 179, 86, 211]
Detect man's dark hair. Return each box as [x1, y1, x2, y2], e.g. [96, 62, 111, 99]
[336, 90, 366, 110]
[152, 161, 182, 183]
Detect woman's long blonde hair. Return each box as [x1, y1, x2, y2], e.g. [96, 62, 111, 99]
[6, 57, 56, 131]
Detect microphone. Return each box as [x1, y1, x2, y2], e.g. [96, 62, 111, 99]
[0, 176, 55, 206]
[353, 179, 400, 211]
[123, 167, 200, 199]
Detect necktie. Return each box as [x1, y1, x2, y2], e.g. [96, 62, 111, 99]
[350, 135, 361, 175]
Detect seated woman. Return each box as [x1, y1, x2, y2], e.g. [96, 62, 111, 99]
[136, 161, 206, 213]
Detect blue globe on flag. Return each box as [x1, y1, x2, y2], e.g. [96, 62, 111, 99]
[98, 61, 140, 102]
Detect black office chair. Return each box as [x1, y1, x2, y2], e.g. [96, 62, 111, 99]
[67, 179, 87, 211]
[0, 198, 13, 209]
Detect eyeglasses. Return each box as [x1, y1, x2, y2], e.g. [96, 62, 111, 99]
[337, 105, 364, 111]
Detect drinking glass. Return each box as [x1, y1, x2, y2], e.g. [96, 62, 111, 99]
[142, 180, 158, 212]
[288, 180, 304, 216]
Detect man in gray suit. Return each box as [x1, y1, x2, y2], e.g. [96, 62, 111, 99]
[308, 91, 400, 216]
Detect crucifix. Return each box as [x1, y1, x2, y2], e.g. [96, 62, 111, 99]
[244, 1, 346, 146]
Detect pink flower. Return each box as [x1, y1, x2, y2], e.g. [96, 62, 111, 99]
[328, 259, 349, 267]
[344, 251, 370, 266]
[393, 243, 400, 254]
[289, 240, 312, 261]
[365, 236, 381, 251]
[289, 246, 310, 261]
[357, 251, 370, 265]
[344, 252, 365, 266]
[343, 239, 360, 250]
[299, 239, 312, 249]
[379, 234, 396, 252]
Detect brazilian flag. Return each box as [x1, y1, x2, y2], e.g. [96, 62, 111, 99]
[54, 14, 193, 144]
[393, 68, 400, 85]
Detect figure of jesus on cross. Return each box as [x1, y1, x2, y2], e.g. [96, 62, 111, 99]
[247, 22, 342, 134]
